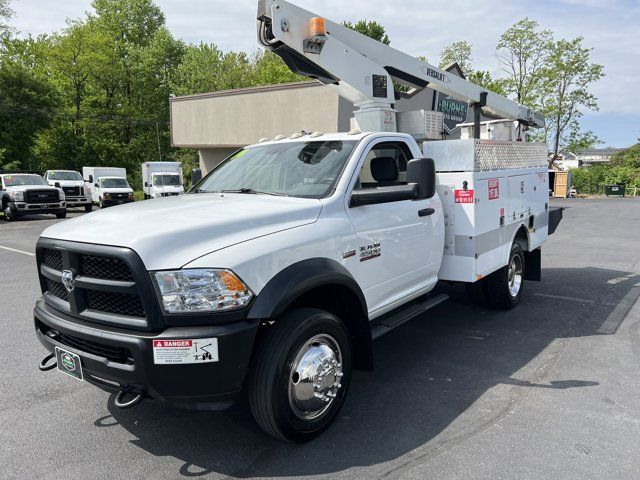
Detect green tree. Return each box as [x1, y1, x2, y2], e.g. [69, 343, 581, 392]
[467, 70, 508, 96]
[251, 50, 304, 86]
[497, 18, 552, 106]
[0, 58, 59, 170]
[0, 0, 12, 37]
[170, 42, 224, 96]
[439, 41, 472, 73]
[342, 20, 390, 45]
[611, 142, 640, 169]
[538, 37, 605, 160]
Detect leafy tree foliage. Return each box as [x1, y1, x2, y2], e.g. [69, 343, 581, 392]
[342, 20, 390, 45]
[439, 41, 472, 72]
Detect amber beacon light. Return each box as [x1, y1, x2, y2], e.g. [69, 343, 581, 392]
[310, 17, 326, 37]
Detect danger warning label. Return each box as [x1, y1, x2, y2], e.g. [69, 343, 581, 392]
[454, 189, 474, 204]
[152, 338, 219, 365]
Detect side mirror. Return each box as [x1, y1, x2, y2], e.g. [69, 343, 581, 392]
[144, 182, 149, 188]
[191, 168, 202, 185]
[407, 158, 436, 199]
[94, 183, 99, 188]
[54, 182, 61, 188]
[88, 175, 93, 183]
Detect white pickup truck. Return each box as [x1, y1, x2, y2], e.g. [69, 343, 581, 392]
[34, 131, 562, 441]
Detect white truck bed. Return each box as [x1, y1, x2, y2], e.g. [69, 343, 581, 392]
[424, 139, 550, 283]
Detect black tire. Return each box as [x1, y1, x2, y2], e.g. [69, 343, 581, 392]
[55, 211, 67, 219]
[84, 204, 93, 213]
[249, 308, 352, 442]
[99, 198, 104, 209]
[484, 242, 525, 310]
[3, 204, 15, 222]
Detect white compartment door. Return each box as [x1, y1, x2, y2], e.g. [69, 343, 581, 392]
[508, 175, 525, 221]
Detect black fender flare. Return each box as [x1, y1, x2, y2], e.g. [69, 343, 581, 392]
[248, 258, 374, 371]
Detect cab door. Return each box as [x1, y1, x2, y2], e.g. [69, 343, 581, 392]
[345, 138, 443, 317]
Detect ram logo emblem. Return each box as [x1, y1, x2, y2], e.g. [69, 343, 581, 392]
[61, 270, 76, 293]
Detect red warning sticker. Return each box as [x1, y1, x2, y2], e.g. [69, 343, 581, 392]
[454, 189, 474, 204]
[488, 179, 500, 200]
[153, 338, 218, 364]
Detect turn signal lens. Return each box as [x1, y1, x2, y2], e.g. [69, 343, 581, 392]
[310, 17, 326, 37]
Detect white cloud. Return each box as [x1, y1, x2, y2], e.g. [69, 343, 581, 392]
[9, 0, 640, 140]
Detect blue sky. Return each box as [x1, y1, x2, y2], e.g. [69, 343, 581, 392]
[8, 0, 640, 147]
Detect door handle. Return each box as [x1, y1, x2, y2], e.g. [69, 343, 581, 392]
[418, 208, 435, 217]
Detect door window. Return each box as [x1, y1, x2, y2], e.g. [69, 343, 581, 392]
[356, 142, 412, 190]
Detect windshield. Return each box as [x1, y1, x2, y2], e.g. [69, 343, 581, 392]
[3, 175, 48, 187]
[48, 171, 82, 181]
[153, 174, 182, 187]
[192, 140, 357, 199]
[100, 178, 129, 188]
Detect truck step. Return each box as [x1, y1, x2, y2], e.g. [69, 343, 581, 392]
[370, 293, 449, 340]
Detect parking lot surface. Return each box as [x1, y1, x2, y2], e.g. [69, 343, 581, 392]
[1, 198, 640, 480]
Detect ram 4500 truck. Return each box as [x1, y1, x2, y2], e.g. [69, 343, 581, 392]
[34, 132, 562, 441]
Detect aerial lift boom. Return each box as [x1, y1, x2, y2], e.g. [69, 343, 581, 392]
[257, 0, 545, 136]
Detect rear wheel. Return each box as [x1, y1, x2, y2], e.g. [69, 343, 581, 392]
[484, 242, 525, 309]
[249, 308, 352, 442]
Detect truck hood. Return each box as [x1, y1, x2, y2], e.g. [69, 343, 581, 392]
[101, 187, 134, 194]
[6, 185, 59, 194]
[48, 180, 84, 187]
[41, 193, 323, 270]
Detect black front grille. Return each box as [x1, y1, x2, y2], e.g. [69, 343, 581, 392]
[86, 290, 145, 318]
[110, 193, 129, 199]
[25, 190, 59, 204]
[47, 278, 68, 302]
[62, 186, 80, 196]
[80, 255, 133, 281]
[38, 244, 152, 328]
[43, 249, 63, 271]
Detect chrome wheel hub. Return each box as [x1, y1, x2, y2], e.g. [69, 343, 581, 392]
[508, 254, 523, 298]
[288, 334, 343, 420]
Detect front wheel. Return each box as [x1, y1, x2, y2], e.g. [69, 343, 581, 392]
[84, 204, 93, 213]
[99, 198, 105, 209]
[55, 210, 67, 219]
[3, 204, 15, 222]
[249, 308, 352, 442]
[484, 242, 525, 309]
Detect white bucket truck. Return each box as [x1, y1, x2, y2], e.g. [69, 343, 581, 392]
[33, 0, 562, 443]
[82, 167, 134, 208]
[44, 170, 92, 212]
[141, 162, 184, 199]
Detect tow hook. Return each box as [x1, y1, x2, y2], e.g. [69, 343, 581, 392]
[114, 387, 145, 409]
[38, 352, 57, 371]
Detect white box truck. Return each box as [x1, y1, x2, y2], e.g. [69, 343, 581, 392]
[82, 167, 134, 208]
[141, 162, 184, 199]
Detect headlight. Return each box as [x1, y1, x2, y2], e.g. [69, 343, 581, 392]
[58, 190, 65, 200]
[154, 269, 253, 313]
[10, 191, 24, 202]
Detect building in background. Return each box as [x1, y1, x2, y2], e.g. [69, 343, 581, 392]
[553, 147, 628, 171]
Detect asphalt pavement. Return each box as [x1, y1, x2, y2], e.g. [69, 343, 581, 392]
[1, 198, 640, 480]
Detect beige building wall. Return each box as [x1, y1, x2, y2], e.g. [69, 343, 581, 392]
[170, 81, 354, 174]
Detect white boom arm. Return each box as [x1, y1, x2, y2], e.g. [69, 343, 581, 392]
[257, 0, 545, 132]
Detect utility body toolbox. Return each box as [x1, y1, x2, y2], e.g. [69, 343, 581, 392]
[424, 139, 550, 283]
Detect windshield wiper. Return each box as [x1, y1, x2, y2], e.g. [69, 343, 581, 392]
[218, 188, 289, 197]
